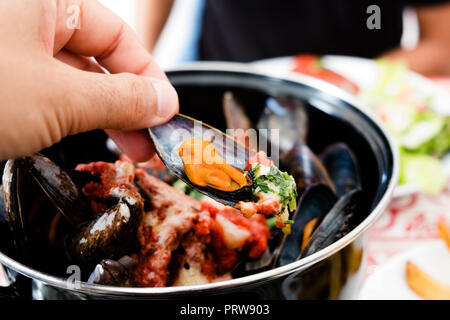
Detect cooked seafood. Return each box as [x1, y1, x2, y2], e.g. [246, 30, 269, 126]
[236, 151, 297, 233]
[87, 258, 135, 287]
[1, 92, 365, 288]
[149, 114, 253, 208]
[245, 94, 363, 267]
[177, 138, 252, 192]
[177, 138, 297, 233]
[257, 96, 335, 193]
[2, 156, 143, 270]
[1, 154, 269, 287]
[300, 189, 362, 258]
[274, 184, 337, 266]
[320, 143, 361, 197]
[85, 164, 269, 287]
[67, 161, 143, 265]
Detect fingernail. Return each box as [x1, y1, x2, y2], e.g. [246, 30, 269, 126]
[152, 80, 179, 119]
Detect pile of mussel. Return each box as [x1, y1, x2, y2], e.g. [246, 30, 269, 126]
[0, 92, 363, 287]
[1, 155, 143, 284]
[224, 93, 363, 276]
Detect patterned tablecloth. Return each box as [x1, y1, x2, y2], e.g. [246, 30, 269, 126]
[360, 78, 450, 298]
[365, 183, 450, 276]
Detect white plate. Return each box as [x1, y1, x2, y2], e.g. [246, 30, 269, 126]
[251, 55, 450, 197]
[357, 241, 450, 300]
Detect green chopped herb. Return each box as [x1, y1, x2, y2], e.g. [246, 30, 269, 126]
[282, 224, 291, 235]
[266, 216, 277, 228]
[250, 163, 298, 215]
[289, 197, 297, 211]
[256, 181, 271, 193]
[188, 189, 204, 201]
[284, 220, 295, 225]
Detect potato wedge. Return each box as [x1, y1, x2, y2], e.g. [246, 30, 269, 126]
[301, 218, 318, 251]
[406, 261, 450, 300]
[438, 220, 450, 250]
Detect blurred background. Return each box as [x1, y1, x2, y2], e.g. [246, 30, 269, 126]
[99, 0, 420, 69]
[100, 0, 205, 69]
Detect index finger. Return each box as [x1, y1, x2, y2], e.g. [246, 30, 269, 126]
[56, 0, 166, 79]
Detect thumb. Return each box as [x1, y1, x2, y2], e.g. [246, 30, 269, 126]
[63, 69, 179, 134]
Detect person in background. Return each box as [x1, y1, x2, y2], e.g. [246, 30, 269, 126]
[136, 0, 450, 75]
[0, 0, 178, 162]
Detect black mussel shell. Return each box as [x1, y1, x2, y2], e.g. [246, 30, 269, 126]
[2, 154, 143, 275]
[2, 157, 75, 271]
[66, 196, 142, 268]
[87, 258, 134, 287]
[274, 184, 337, 267]
[149, 114, 254, 207]
[0, 187, 15, 256]
[256, 97, 335, 193]
[257, 96, 309, 152]
[0, 187, 6, 222]
[2, 159, 28, 256]
[19, 154, 93, 226]
[301, 189, 363, 258]
[284, 143, 336, 193]
[196, 169, 254, 207]
[320, 143, 361, 197]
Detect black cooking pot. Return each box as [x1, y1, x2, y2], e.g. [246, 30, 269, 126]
[0, 63, 398, 299]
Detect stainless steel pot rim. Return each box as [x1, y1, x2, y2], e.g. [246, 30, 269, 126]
[0, 62, 400, 297]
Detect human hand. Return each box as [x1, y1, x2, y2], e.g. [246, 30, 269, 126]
[0, 0, 178, 162]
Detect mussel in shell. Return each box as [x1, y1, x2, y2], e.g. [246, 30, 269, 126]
[320, 143, 361, 197]
[257, 96, 335, 193]
[2, 154, 143, 272]
[0, 90, 365, 287]
[274, 184, 338, 267]
[66, 192, 142, 266]
[4, 155, 93, 227]
[241, 185, 337, 273]
[150, 112, 299, 232]
[284, 144, 336, 193]
[87, 257, 136, 287]
[295, 143, 362, 257]
[212, 91, 363, 274]
[300, 189, 363, 258]
[149, 114, 255, 207]
[242, 142, 362, 271]
[258, 96, 309, 151]
[244, 186, 362, 273]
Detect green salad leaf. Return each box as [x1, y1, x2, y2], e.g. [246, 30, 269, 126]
[358, 59, 450, 194]
[400, 150, 447, 195]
